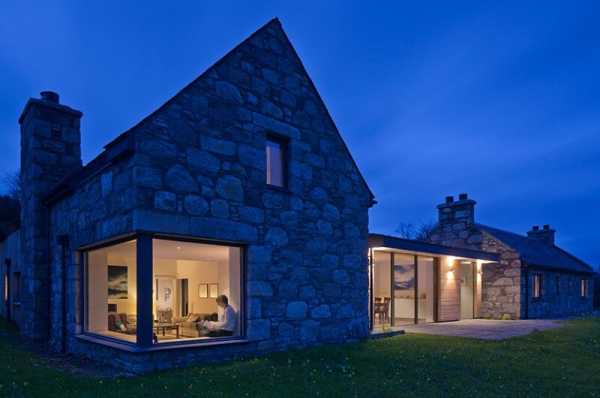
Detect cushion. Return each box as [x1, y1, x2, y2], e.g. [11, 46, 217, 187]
[186, 314, 200, 323]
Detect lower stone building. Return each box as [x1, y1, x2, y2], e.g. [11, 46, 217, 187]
[430, 194, 595, 319]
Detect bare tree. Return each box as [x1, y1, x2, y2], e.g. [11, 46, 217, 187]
[395, 220, 437, 241]
[2, 170, 21, 201]
[415, 221, 437, 241]
[395, 222, 417, 239]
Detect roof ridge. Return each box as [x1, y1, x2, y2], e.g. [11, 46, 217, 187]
[476, 223, 527, 239]
[477, 223, 594, 273]
[550, 244, 594, 272]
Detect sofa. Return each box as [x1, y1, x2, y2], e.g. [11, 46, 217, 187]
[108, 312, 136, 335]
[177, 313, 217, 338]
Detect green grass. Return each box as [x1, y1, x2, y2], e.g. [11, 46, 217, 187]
[2, 318, 600, 397]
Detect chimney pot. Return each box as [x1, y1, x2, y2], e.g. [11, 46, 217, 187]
[445, 196, 454, 204]
[532, 225, 539, 231]
[40, 91, 59, 104]
[458, 193, 468, 201]
[543, 224, 550, 230]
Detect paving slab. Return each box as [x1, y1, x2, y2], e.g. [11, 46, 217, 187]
[401, 319, 564, 340]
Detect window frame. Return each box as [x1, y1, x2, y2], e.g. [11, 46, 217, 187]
[532, 273, 543, 299]
[265, 133, 288, 189]
[580, 278, 589, 298]
[79, 232, 248, 351]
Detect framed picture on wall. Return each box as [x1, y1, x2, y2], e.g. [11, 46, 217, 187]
[198, 283, 208, 298]
[107, 265, 128, 299]
[209, 283, 218, 298]
[155, 277, 174, 311]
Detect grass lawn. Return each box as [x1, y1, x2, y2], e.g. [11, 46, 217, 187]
[1, 318, 600, 397]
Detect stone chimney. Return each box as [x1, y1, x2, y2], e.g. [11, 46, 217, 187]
[18, 91, 82, 339]
[437, 193, 477, 227]
[527, 224, 555, 246]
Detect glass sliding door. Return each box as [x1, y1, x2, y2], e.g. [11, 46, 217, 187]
[417, 256, 435, 323]
[372, 251, 392, 328]
[393, 253, 416, 325]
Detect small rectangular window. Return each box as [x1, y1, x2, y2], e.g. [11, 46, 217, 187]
[532, 273, 542, 299]
[581, 279, 589, 298]
[266, 137, 286, 187]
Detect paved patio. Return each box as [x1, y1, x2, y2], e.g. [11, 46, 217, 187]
[401, 319, 564, 340]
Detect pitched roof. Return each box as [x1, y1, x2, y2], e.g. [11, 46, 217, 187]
[45, 17, 374, 204]
[477, 224, 594, 274]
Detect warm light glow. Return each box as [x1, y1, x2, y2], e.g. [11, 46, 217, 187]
[446, 256, 456, 268]
[446, 270, 455, 280]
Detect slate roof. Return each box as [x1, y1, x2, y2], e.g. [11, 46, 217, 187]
[477, 224, 594, 274]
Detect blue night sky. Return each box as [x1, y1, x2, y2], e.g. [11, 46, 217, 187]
[1, 1, 599, 268]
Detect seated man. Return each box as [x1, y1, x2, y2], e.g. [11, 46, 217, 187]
[201, 295, 237, 337]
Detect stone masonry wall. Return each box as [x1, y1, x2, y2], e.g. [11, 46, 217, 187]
[128, 18, 372, 354]
[526, 269, 593, 318]
[48, 153, 137, 352]
[430, 224, 522, 320]
[430, 196, 522, 320]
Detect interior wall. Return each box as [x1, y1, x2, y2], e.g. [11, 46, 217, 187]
[417, 257, 435, 322]
[87, 244, 137, 333]
[87, 250, 108, 332]
[107, 253, 137, 315]
[373, 252, 391, 298]
[178, 260, 219, 315]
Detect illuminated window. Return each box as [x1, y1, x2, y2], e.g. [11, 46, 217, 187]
[85, 240, 137, 343]
[580, 279, 589, 298]
[152, 239, 241, 343]
[266, 136, 286, 187]
[532, 273, 542, 299]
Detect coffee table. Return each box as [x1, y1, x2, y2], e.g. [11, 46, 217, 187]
[154, 323, 180, 339]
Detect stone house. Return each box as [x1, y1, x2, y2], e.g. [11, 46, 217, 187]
[0, 18, 375, 372]
[0, 18, 595, 372]
[430, 194, 595, 319]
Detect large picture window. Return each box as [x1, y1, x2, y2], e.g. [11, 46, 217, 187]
[393, 253, 416, 325]
[85, 240, 137, 342]
[84, 236, 243, 347]
[152, 239, 241, 343]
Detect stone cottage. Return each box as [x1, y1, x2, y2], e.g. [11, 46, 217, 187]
[0, 18, 375, 371]
[430, 194, 595, 319]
